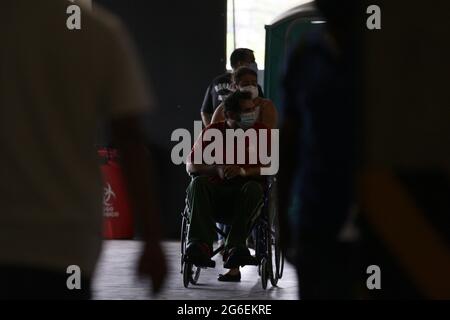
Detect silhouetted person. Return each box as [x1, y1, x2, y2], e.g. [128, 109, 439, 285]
[0, 0, 166, 299]
[278, 0, 359, 299]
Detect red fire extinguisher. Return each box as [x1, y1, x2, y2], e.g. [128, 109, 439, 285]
[98, 148, 134, 239]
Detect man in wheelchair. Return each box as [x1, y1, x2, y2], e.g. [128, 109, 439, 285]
[185, 90, 272, 277]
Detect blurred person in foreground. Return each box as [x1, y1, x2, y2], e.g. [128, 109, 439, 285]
[0, 0, 166, 299]
[278, 0, 360, 299]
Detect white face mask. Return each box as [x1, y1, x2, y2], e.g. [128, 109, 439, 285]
[240, 85, 258, 99]
[238, 110, 258, 129]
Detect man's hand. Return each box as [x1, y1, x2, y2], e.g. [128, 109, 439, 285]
[216, 165, 225, 180]
[223, 165, 243, 180]
[138, 242, 167, 295]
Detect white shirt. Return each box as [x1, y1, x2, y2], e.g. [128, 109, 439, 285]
[0, 0, 153, 275]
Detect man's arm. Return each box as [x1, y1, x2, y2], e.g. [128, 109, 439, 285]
[241, 166, 261, 177]
[186, 130, 221, 177]
[187, 162, 219, 176]
[257, 99, 278, 129]
[111, 116, 167, 294]
[201, 84, 214, 126]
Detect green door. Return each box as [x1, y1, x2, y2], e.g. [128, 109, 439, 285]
[264, 3, 323, 109]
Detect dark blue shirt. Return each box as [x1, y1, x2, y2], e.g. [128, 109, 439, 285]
[201, 72, 265, 115]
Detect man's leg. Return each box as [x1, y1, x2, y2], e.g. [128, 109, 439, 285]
[225, 180, 264, 249]
[186, 176, 218, 250]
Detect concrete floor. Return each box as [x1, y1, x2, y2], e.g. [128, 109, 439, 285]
[92, 240, 299, 300]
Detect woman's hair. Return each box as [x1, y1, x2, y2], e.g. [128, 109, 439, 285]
[224, 90, 252, 115]
[233, 66, 257, 86]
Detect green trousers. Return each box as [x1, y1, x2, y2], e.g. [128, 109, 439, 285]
[186, 176, 264, 249]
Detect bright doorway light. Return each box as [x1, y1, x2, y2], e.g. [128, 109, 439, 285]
[226, 0, 313, 70]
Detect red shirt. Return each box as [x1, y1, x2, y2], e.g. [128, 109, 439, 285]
[188, 121, 271, 182]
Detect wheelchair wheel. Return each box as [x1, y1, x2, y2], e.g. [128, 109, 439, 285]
[183, 261, 192, 288]
[180, 214, 188, 273]
[255, 224, 264, 277]
[261, 258, 269, 290]
[278, 247, 285, 280]
[273, 212, 285, 281]
[269, 192, 284, 281]
[268, 235, 279, 287]
[264, 199, 280, 286]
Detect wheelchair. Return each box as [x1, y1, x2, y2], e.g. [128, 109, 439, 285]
[180, 176, 284, 289]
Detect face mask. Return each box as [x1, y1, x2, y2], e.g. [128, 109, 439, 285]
[238, 110, 258, 129]
[240, 85, 259, 99]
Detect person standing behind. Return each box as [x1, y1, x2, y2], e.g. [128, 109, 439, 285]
[0, 0, 166, 299]
[200, 48, 264, 127]
[211, 66, 277, 129]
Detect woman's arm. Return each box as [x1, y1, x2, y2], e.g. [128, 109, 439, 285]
[259, 99, 278, 129]
[187, 162, 220, 176]
[211, 103, 226, 124]
[201, 112, 212, 127]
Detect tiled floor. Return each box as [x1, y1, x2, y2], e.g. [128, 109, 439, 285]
[92, 240, 299, 300]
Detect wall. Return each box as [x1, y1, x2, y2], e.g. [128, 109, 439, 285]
[95, 0, 227, 238]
